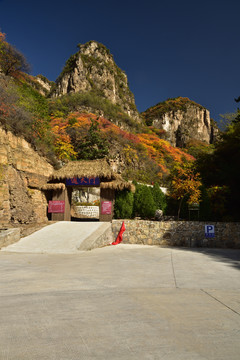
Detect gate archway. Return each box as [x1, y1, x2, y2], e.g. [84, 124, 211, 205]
[42, 159, 134, 222]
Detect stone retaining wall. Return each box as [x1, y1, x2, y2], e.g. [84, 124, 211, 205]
[0, 127, 53, 225]
[112, 220, 240, 248]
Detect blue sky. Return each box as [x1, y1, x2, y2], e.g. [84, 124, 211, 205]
[0, 0, 240, 123]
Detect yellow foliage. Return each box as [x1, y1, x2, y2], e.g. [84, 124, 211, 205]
[54, 139, 77, 160]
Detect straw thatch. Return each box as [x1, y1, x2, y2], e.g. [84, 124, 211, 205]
[100, 174, 135, 192]
[41, 183, 66, 191]
[49, 159, 135, 192]
[100, 180, 135, 192]
[51, 159, 114, 181]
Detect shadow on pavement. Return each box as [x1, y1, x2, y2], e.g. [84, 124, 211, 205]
[175, 247, 240, 271]
[71, 217, 99, 222]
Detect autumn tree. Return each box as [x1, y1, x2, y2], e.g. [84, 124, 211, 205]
[169, 162, 202, 220]
[0, 32, 30, 76]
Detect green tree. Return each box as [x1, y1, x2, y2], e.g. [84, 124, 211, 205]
[151, 183, 167, 213]
[233, 96, 240, 124]
[196, 99, 240, 220]
[114, 189, 134, 219]
[133, 183, 156, 219]
[67, 118, 109, 160]
[199, 185, 211, 221]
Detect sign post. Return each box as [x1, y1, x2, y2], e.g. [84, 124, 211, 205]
[205, 225, 215, 238]
[188, 203, 200, 220]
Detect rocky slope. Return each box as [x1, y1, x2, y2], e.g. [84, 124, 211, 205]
[142, 97, 216, 147]
[52, 41, 140, 123]
[0, 127, 53, 225]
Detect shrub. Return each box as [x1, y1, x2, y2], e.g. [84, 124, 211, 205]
[133, 183, 156, 219]
[114, 189, 134, 219]
[151, 183, 167, 213]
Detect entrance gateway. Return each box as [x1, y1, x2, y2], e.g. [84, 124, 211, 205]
[42, 159, 134, 222]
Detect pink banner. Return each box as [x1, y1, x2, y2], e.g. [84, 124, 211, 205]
[101, 201, 112, 215]
[48, 201, 65, 213]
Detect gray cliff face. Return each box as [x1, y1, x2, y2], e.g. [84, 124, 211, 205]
[52, 41, 140, 122]
[35, 76, 52, 96]
[150, 105, 212, 147]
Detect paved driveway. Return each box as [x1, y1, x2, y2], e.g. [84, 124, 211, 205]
[0, 245, 240, 359]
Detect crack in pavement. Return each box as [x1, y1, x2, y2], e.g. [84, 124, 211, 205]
[201, 289, 240, 316]
[171, 251, 178, 288]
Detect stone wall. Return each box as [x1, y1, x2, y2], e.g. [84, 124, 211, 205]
[0, 127, 53, 225]
[112, 220, 240, 248]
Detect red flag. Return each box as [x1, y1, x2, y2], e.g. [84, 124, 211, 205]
[112, 221, 126, 245]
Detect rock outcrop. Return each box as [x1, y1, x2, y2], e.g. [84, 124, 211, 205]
[0, 127, 53, 225]
[52, 41, 140, 122]
[35, 75, 53, 95]
[142, 97, 215, 147]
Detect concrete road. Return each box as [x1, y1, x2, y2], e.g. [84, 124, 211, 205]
[1, 222, 111, 253]
[0, 245, 240, 359]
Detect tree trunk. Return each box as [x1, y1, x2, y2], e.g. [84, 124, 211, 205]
[177, 197, 184, 220]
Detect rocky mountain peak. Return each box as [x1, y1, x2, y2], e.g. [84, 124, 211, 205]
[52, 41, 140, 123]
[142, 97, 217, 147]
[79, 41, 113, 63]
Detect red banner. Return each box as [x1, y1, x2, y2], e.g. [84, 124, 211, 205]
[48, 201, 65, 213]
[112, 222, 126, 245]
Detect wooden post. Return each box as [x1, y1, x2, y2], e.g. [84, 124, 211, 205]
[99, 188, 115, 222]
[51, 188, 72, 221]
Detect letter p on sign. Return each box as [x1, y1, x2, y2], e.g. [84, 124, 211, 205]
[205, 225, 215, 238]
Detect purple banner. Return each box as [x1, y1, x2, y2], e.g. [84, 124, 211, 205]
[66, 177, 100, 186]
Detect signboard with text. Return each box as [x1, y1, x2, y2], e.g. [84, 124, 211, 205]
[188, 203, 199, 211]
[101, 201, 112, 215]
[205, 225, 215, 238]
[48, 201, 65, 213]
[66, 177, 100, 186]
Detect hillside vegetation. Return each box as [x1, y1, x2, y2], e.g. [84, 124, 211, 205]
[0, 33, 194, 186]
[1, 33, 240, 221]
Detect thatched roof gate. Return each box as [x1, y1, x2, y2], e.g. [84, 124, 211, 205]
[43, 159, 134, 222]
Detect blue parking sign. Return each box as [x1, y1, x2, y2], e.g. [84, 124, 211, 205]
[205, 225, 215, 238]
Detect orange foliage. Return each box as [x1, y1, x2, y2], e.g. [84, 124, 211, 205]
[170, 164, 202, 204]
[137, 133, 194, 173]
[0, 103, 12, 118]
[50, 112, 195, 178]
